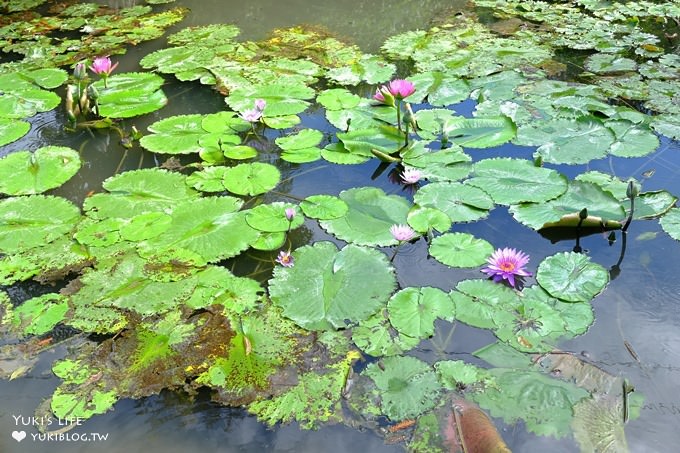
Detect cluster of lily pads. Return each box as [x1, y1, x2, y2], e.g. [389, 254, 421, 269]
[0, 0, 679, 451]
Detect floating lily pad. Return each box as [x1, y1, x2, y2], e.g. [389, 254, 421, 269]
[400, 143, 472, 181]
[320, 142, 371, 165]
[585, 54, 637, 73]
[0, 118, 30, 147]
[186, 167, 229, 193]
[407, 206, 452, 233]
[408, 71, 470, 106]
[11, 293, 69, 336]
[536, 252, 609, 303]
[300, 195, 348, 220]
[660, 207, 680, 241]
[364, 356, 441, 421]
[0, 195, 80, 253]
[84, 169, 199, 220]
[269, 242, 396, 330]
[337, 126, 404, 158]
[245, 202, 304, 232]
[0, 146, 80, 195]
[510, 180, 625, 230]
[633, 190, 677, 220]
[319, 187, 412, 246]
[434, 360, 493, 389]
[140, 114, 208, 154]
[93, 72, 167, 118]
[605, 120, 660, 158]
[516, 117, 614, 165]
[226, 81, 315, 117]
[414, 182, 494, 223]
[443, 116, 516, 148]
[466, 158, 567, 205]
[120, 212, 173, 241]
[316, 88, 361, 110]
[144, 197, 257, 263]
[223, 162, 280, 196]
[352, 311, 420, 357]
[387, 287, 454, 339]
[429, 233, 494, 268]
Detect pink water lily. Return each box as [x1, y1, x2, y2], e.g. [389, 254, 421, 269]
[401, 167, 423, 184]
[90, 56, 118, 76]
[387, 79, 416, 99]
[390, 224, 417, 242]
[275, 250, 294, 267]
[254, 98, 266, 111]
[240, 109, 263, 122]
[285, 207, 296, 221]
[481, 247, 532, 288]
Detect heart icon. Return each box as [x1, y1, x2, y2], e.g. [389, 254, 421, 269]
[12, 430, 26, 442]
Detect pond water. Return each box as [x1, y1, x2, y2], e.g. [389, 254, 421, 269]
[1, 0, 679, 452]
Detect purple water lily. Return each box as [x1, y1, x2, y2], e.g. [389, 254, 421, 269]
[401, 167, 423, 184]
[90, 56, 118, 76]
[390, 224, 417, 242]
[481, 247, 532, 288]
[275, 250, 294, 267]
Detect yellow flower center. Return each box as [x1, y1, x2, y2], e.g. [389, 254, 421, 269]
[500, 262, 516, 272]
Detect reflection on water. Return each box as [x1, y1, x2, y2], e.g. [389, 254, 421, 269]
[1, 0, 680, 451]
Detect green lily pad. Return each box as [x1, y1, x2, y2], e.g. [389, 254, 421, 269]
[352, 311, 421, 357]
[660, 207, 680, 241]
[249, 232, 286, 251]
[74, 218, 123, 247]
[225, 81, 315, 117]
[325, 54, 395, 86]
[84, 169, 199, 220]
[364, 356, 441, 421]
[320, 142, 371, 165]
[466, 158, 568, 205]
[606, 120, 660, 158]
[11, 293, 69, 336]
[140, 114, 207, 155]
[223, 162, 280, 196]
[120, 212, 173, 241]
[434, 360, 493, 389]
[0, 146, 80, 195]
[414, 182, 494, 223]
[536, 252, 609, 303]
[516, 117, 615, 165]
[633, 190, 677, 220]
[245, 202, 304, 232]
[300, 195, 348, 220]
[387, 287, 454, 339]
[0, 87, 60, 119]
[337, 126, 404, 158]
[443, 116, 516, 148]
[584, 54, 637, 73]
[510, 180, 625, 230]
[0, 195, 80, 253]
[407, 71, 470, 106]
[401, 144, 472, 181]
[429, 233, 494, 268]
[269, 242, 396, 330]
[316, 88, 361, 111]
[450, 279, 518, 330]
[143, 197, 257, 263]
[319, 187, 412, 246]
[93, 72, 167, 118]
[407, 206, 452, 233]
[186, 167, 229, 193]
[0, 118, 30, 147]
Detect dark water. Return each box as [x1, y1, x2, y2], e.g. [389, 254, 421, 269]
[1, 1, 680, 452]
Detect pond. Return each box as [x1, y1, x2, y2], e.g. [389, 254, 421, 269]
[0, 0, 679, 452]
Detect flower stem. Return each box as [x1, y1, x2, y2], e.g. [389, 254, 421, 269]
[396, 100, 402, 133]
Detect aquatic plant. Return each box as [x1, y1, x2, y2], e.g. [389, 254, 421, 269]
[481, 247, 533, 288]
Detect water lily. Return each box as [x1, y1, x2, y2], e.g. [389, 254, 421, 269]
[373, 86, 395, 107]
[481, 247, 532, 288]
[387, 79, 415, 100]
[390, 224, 417, 242]
[285, 207, 296, 221]
[240, 109, 263, 122]
[275, 250, 294, 267]
[254, 98, 266, 112]
[401, 167, 423, 184]
[73, 63, 87, 81]
[90, 56, 118, 76]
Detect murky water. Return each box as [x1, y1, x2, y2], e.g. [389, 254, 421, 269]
[1, 0, 680, 452]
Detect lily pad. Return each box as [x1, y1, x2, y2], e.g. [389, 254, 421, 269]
[0, 146, 80, 195]
[225, 81, 315, 117]
[387, 287, 454, 339]
[223, 163, 280, 196]
[245, 202, 304, 232]
[0, 195, 80, 253]
[407, 206, 452, 233]
[364, 356, 441, 421]
[466, 158, 568, 205]
[536, 252, 609, 303]
[319, 187, 412, 246]
[300, 195, 348, 220]
[414, 182, 494, 223]
[11, 293, 69, 336]
[93, 72, 167, 118]
[0, 118, 30, 147]
[352, 311, 420, 357]
[140, 114, 208, 155]
[268, 242, 396, 330]
[429, 233, 494, 268]
[443, 116, 516, 148]
[660, 207, 680, 241]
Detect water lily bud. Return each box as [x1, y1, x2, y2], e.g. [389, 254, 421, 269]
[87, 84, 100, 100]
[626, 180, 638, 199]
[73, 62, 87, 80]
[285, 207, 296, 221]
[579, 208, 588, 220]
